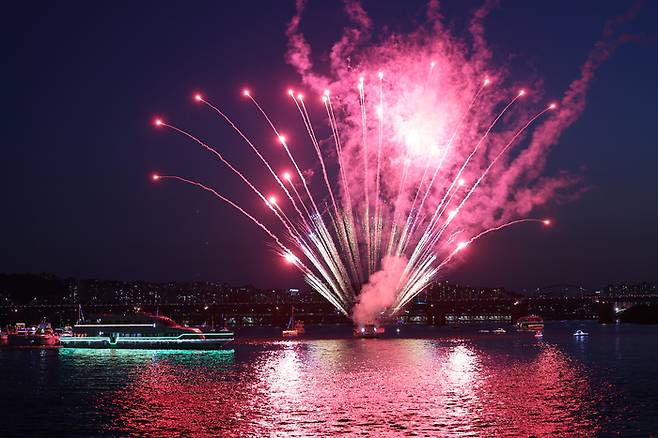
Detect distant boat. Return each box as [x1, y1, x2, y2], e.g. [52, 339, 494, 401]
[516, 315, 544, 332]
[573, 329, 589, 337]
[354, 323, 385, 338]
[282, 305, 305, 338]
[534, 331, 543, 338]
[492, 328, 507, 334]
[7, 322, 59, 346]
[478, 329, 490, 333]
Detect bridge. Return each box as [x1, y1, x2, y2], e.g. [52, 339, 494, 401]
[1, 295, 656, 326]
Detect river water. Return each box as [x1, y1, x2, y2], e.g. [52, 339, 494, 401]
[1, 321, 657, 437]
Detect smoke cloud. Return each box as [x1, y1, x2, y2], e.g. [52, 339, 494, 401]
[352, 256, 407, 325]
[280, 1, 643, 321]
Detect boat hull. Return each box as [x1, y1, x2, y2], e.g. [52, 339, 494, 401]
[7, 335, 59, 346]
[59, 336, 233, 350]
[353, 325, 385, 338]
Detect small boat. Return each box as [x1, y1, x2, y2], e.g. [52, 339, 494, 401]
[30, 322, 59, 346]
[282, 305, 305, 337]
[7, 322, 59, 346]
[534, 331, 543, 338]
[478, 329, 490, 333]
[7, 323, 30, 346]
[573, 329, 589, 337]
[354, 323, 385, 338]
[492, 328, 507, 334]
[516, 315, 544, 332]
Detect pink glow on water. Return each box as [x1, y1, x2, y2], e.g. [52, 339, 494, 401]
[97, 338, 601, 436]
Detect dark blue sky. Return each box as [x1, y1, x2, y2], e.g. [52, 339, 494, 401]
[2, 1, 657, 291]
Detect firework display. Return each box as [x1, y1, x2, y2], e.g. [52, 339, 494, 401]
[152, 3, 609, 324]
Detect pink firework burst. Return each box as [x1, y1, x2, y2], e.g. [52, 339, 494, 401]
[152, 2, 630, 324]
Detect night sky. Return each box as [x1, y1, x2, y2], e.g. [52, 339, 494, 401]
[3, 1, 657, 291]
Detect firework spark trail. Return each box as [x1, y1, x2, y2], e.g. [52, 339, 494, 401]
[399, 80, 489, 253]
[243, 92, 312, 229]
[374, 71, 385, 266]
[159, 122, 276, 213]
[393, 219, 549, 312]
[397, 91, 524, 285]
[294, 94, 349, 267]
[153, 175, 287, 250]
[195, 97, 354, 309]
[158, 121, 324, 272]
[310, 96, 363, 285]
[247, 132, 352, 304]
[385, 154, 411, 257]
[357, 77, 374, 275]
[196, 96, 304, 221]
[275, 135, 355, 300]
[405, 105, 554, 282]
[153, 174, 349, 313]
[155, 129, 324, 290]
[424, 105, 556, 257]
[324, 94, 365, 284]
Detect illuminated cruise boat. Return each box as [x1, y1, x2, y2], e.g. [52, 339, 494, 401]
[59, 313, 234, 350]
[516, 315, 544, 332]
